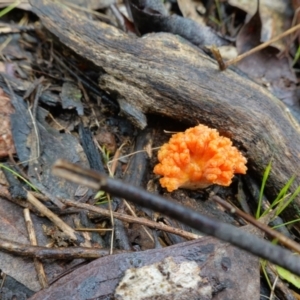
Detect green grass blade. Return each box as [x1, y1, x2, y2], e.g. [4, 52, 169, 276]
[276, 265, 300, 288]
[276, 185, 300, 216]
[0, 1, 20, 18]
[215, 0, 222, 23]
[273, 175, 295, 206]
[256, 161, 272, 219]
[293, 46, 300, 66]
[261, 259, 272, 289]
[94, 190, 105, 199]
[261, 175, 295, 218]
[272, 217, 300, 229]
[0, 163, 38, 192]
[208, 16, 221, 26]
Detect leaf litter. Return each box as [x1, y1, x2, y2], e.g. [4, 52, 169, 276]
[0, 0, 299, 299]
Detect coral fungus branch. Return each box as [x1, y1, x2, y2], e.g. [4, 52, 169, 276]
[154, 124, 247, 192]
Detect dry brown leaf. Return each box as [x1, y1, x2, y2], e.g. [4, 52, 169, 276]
[178, 0, 205, 25]
[0, 87, 15, 158]
[229, 0, 293, 50]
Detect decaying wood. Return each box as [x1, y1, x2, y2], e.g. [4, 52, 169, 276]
[30, 0, 300, 217]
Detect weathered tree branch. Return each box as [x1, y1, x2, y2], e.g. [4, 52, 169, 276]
[30, 0, 300, 218]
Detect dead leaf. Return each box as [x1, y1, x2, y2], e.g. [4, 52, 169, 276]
[0, 87, 15, 158]
[236, 9, 261, 52]
[95, 129, 117, 154]
[236, 8, 298, 108]
[0, 195, 52, 291]
[178, 0, 206, 25]
[60, 81, 83, 116]
[0, 192, 88, 292]
[229, 0, 293, 50]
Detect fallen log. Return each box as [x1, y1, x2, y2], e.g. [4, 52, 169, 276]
[30, 0, 300, 219]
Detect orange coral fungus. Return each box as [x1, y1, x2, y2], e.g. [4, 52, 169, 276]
[154, 124, 247, 192]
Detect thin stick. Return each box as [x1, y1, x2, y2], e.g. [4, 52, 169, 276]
[23, 208, 48, 288]
[0, 236, 118, 259]
[29, 179, 65, 210]
[225, 23, 300, 68]
[270, 275, 278, 300]
[64, 198, 200, 240]
[109, 142, 124, 176]
[0, 273, 6, 289]
[210, 195, 300, 254]
[76, 228, 113, 232]
[107, 147, 160, 165]
[123, 200, 154, 243]
[26, 191, 78, 242]
[107, 194, 114, 254]
[0, 185, 42, 216]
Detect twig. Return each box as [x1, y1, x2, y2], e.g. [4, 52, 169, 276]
[76, 228, 113, 232]
[0, 273, 6, 289]
[108, 142, 125, 176]
[213, 23, 300, 70]
[107, 194, 114, 254]
[0, 185, 42, 216]
[64, 198, 200, 240]
[23, 208, 48, 288]
[73, 216, 92, 247]
[210, 45, 226, 70]
[52, 160, 300, 276]
[123, 200, 154, 243]
[210, 195, 300, 253]
[109, 4, 126, 31]
[0, 236, 119, 259]
[30, 190, 51, 202]
[26, 191, 80, 243]
[265, 262, 295, 299]
[27, 78, 41, 162]
[29, 179, 66, 210]
[270, 275, 278, 300]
